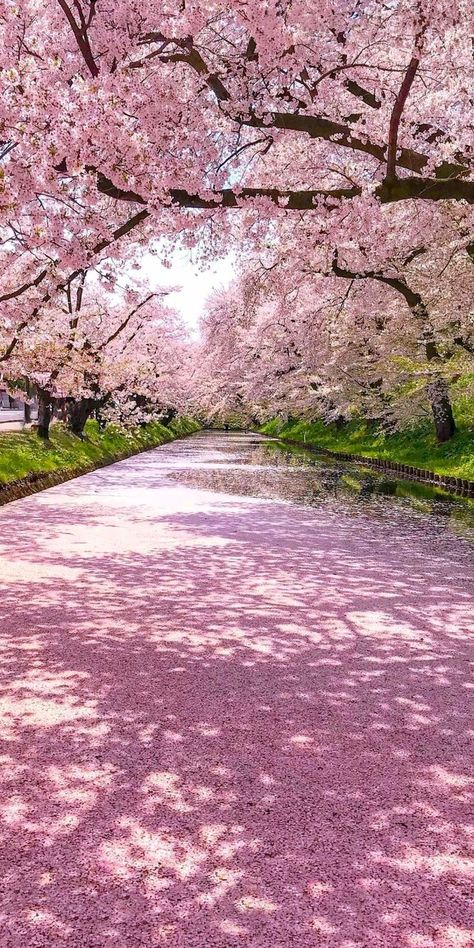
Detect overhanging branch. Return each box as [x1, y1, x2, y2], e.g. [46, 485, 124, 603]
[92, 169, 474, 209]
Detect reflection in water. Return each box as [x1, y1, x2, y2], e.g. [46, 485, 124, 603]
[169, 432, 474, 547]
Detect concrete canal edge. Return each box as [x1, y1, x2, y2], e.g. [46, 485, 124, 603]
[268, 436, 474, 499]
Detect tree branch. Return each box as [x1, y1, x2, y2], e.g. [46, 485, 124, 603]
[386, 55, 420, 182]
[0, 209, 149, 364]
[56, 0, 99, 77]
[0, 320, 29, 363]
[0, 267, 48, 303]
[92, 168, 474, 210]
[331, 249, 440, 360]
[133, 33, 468, 180]
[331, 250, 425, 312]
[98, 293, 155, 350]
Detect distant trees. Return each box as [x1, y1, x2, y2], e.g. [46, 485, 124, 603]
[194, 231, 474, 440]
[0, 265, 192, 438]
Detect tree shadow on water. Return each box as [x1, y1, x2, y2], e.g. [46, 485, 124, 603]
[0, 457, 473, 947]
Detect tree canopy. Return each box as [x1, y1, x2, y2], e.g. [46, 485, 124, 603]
[0, 1, 473, 437]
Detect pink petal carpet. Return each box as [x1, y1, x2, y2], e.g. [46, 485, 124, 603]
[0, 433, 472, 947]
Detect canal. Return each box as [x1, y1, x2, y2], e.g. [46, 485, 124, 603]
[166, 430, 474, 549]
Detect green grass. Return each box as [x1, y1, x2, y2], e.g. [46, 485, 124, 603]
[260, 399, 474, 479]
[0, 417, 200, 486]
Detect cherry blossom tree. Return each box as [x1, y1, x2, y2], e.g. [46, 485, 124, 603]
[196, 235, 474, 438]
[1, 261, 192, 438]
[1, 2, 473, 439]
[1, 2, 473, 244]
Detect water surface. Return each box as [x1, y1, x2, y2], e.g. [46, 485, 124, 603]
[167, 430, 474, 550]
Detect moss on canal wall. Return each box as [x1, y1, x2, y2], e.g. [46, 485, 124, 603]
[260, 405, 474, 480]
[0, 417, 199, 495]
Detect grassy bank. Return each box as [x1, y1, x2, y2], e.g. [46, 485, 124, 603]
[0, 417, 199, 486]
[260, 404, 474, 479]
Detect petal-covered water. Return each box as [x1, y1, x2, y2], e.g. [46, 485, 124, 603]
[167, 430, 474, 551]
[0, 431, 472, 948]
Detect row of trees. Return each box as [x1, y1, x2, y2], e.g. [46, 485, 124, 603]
[1, 263, 192, 438]
[0, 1, 473, 437]
[195, 205, 474, 440]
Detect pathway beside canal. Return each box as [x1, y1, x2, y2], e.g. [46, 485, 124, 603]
[0, 433, 472, 947]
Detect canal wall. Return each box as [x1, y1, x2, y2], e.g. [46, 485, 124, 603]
[273, 437, 474, 499]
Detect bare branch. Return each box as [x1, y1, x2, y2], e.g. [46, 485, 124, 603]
[56, 0, 99, 77]
[386, 55, 420, 182]
[0, 267, 47, 303]
[98, 293, 155, 350]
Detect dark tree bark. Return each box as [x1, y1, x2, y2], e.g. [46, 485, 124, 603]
[426, 378, 456, 443]
[160, 407, 177, 427]
[67, 397, 96, 436]
[23, 378, 35, 425]
[422, 329, 456, 442]
[331, 254, 458, 443]
[37, 388, 52, 439]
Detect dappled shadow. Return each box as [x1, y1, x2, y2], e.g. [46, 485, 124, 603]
[0, 433, 473, 947]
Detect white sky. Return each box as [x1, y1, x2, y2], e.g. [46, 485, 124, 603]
[137, 248, 236, 336]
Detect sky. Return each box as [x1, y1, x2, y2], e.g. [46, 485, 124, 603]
[138, 248, 236, 336]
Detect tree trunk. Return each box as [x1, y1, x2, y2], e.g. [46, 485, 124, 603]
[95, 407, 107, 429]
[23, 378, 33, 424]
[426, 378, 456, 443]
[160, 407, 177, 427]
[37, 389, 52, 439]
[421, 331, 456, 443]
[68, 398, 95, 436]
